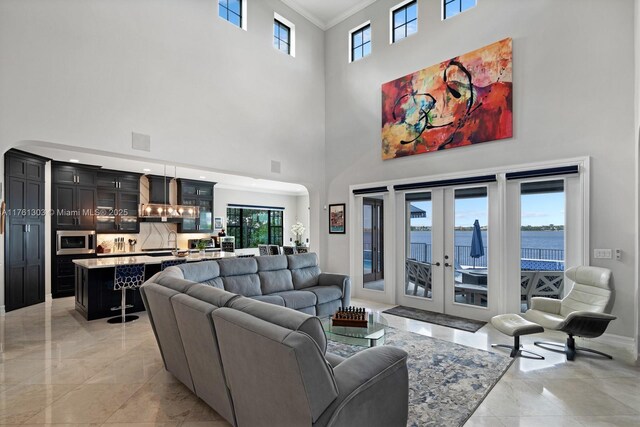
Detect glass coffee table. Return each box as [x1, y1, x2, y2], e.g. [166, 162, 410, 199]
[321, 311, 388, 347]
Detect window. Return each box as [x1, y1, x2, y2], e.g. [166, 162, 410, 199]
[392, 0, 418, 43]
[226, 206, 284, 249]
[443, 0, 477, 20]
[219, 0, 243, 28]
[350, 23, 371, 62]
[274, 19, 291, 55]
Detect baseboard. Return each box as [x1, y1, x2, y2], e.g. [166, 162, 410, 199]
[0, 305, 5, 316]
[45, 293, 53, 303]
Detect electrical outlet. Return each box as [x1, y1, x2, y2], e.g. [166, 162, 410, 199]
[594, 249, 612, 259]
[615, 249, 622, 260]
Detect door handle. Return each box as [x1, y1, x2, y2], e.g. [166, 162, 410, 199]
[444, 262, 452, 268]
[432, 262, 441, 267]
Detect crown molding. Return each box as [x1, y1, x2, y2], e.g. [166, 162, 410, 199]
[281, 0, 378, 31]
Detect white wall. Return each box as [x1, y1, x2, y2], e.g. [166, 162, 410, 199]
[635, 0, 640, 357]
[323, 0, 637, 339]
[0, 0, 325, 309]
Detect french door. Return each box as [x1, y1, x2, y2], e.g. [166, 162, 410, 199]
[398, 184, 499, 321]
[363, 198, 384, 283]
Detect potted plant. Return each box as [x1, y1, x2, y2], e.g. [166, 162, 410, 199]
[291, 222, 306, 247]
[196, 239, 208, 256]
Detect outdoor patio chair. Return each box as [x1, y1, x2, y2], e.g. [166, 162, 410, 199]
[528, 271, 564, 302]
[405, 259, 431, 297]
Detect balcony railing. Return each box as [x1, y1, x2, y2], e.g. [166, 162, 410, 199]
[407, 243, 564, 270]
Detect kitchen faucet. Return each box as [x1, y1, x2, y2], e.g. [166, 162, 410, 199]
[167, 230, 178, 249]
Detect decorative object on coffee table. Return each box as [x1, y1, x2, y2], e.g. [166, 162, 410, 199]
[329, 203, 346, 234]
[332, 306, 368, 327]
[322, 311, 387, 347]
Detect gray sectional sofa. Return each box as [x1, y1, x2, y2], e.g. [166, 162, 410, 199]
[140, 253, 409, 427]
[161, 253, 351, 316]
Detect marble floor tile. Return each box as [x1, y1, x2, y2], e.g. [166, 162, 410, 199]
[23, 359, 114, 385]
[85, 355, 163, 384]
[104, 383, 218, 423]
[1, 296, 638, 427]
[574, 415, 640, 426]
[0, 384, 77, 424]
[498, 416, 584, 427]
[25, 383, 144, 424]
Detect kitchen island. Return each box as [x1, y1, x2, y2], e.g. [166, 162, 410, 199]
[73, 251, 236, 320]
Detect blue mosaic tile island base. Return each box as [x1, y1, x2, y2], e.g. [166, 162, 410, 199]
[326, 326, 513, 427]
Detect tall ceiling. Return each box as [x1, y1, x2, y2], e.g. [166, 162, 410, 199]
[281, 0, 377, 30]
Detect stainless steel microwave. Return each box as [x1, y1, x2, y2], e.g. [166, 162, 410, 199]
[56, 230, 96, 255]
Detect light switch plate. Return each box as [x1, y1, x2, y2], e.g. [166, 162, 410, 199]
[594, 249, 612, 259]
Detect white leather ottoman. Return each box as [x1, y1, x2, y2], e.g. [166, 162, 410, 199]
[491, 313, 545, 359]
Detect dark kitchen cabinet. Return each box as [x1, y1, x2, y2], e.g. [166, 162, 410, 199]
[55, 253, 95, 298]
[96, 170, 140, 233]
[4, 150, 47, 312]
[52, 162, 98, 230]
[177, 179, 216, 233]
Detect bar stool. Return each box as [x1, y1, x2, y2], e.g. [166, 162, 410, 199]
[108, 263, 145, 324]
[160, 258, 187, 271]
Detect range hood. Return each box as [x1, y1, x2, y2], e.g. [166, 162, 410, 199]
[139, 173, 199, 222]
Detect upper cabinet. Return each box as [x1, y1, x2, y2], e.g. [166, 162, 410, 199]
[96, 170, 141, 233]
[176, 179, 216, 233]
[53, 164, 98, 187]
[52, 162, 99, 230]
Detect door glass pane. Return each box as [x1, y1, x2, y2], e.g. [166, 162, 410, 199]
[363, 204, 373, 276]
[453, 187, 488, 307]
[363, 198, 384, 291]
[520, 180, 565, 313]
[405, 192, 432, 298]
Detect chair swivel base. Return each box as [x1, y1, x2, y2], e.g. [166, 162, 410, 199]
[491, 341, 544, 360]
[534, 335, 613, 361]
[108, 314, 139, 324]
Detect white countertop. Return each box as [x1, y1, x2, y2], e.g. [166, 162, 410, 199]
[97, 248, 221, 257]
[73, 251, 236, 269]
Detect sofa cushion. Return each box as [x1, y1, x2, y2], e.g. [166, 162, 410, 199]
[186, 283, 239, 307]
[156, 274, 198, 293]
[259, 269, 294, 294]
[287, 253, 318, 269]
[177, 261, 221, 283]
[229, 297, 326, 353]
[200, 277, 224, 289]
[222, 274, 262, 297]
[272, 290, 317, 310]
[250, 295, 286, 306]
[218, 257, 258, 276]
[256, 255, 288, 271]
[291, 267, 321, 290]
[305, 285, 343, 305]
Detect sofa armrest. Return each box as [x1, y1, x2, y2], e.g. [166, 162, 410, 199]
[316, 346, 408, 427]
[319, 273, 351, 307]
[530, 297, 562, 315]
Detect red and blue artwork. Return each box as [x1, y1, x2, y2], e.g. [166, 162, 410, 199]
[382, 38, 513, 160]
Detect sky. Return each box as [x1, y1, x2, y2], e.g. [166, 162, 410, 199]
[409, 192, 565, 227]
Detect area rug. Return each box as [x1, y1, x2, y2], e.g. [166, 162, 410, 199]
[326, 326, 513, 427]
[383, 305, 486, 332]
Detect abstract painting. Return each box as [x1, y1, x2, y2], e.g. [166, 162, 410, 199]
[382, 38, 512, 160]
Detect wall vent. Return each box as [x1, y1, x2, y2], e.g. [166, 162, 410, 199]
[132, 132, 151, 151]
[271, 160, 281, 173]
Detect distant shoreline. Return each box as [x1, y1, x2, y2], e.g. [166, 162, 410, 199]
[409, 226, 564, 232]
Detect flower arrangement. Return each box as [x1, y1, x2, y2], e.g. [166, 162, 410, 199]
[291, 222, 306, 246]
